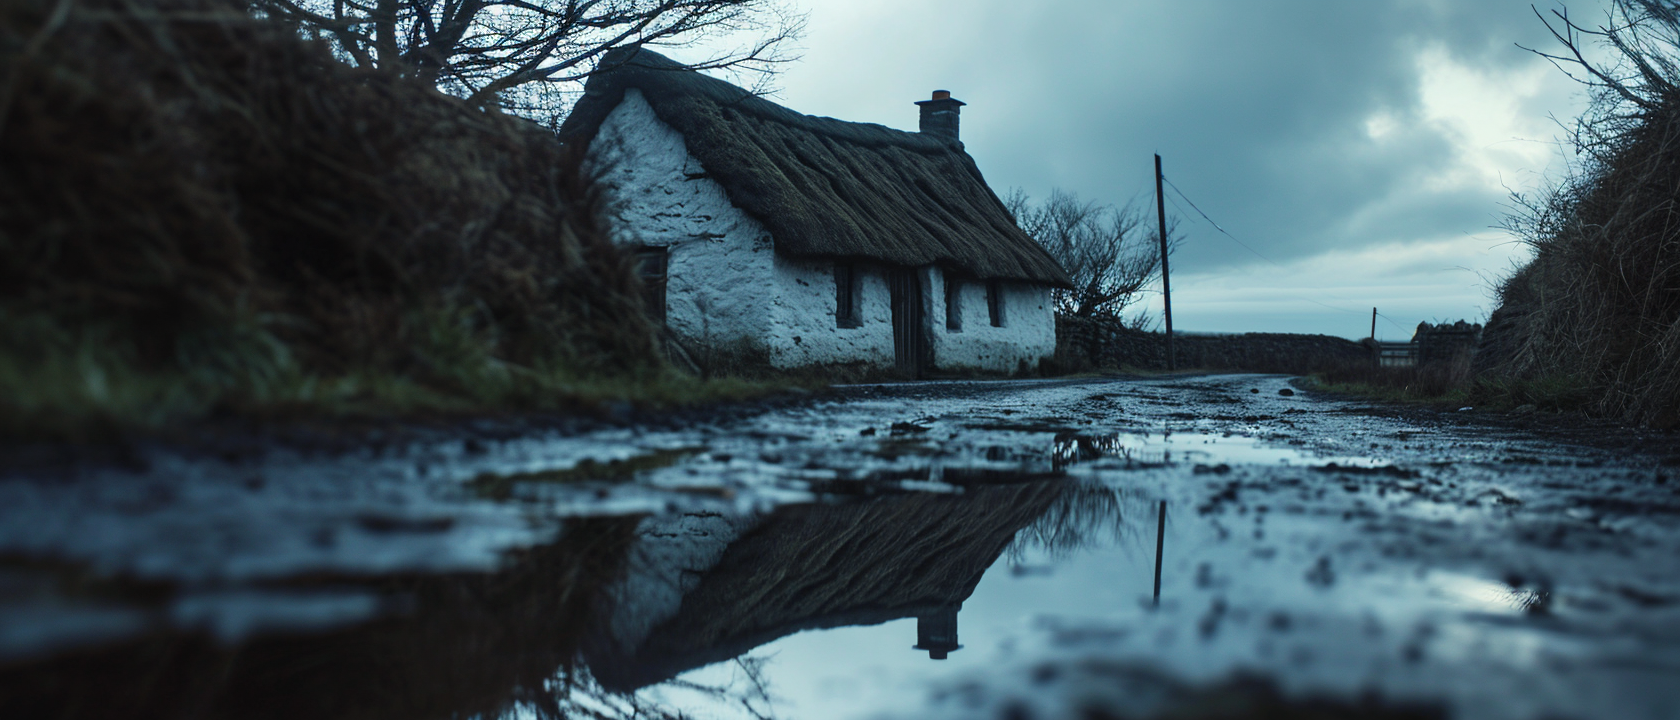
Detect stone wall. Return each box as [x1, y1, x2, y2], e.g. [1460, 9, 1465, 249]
[1055, 315, 1371, 374]
[1412, 320, 1482, 366]
[590, 90, 795, 362]
[925, 270, 1058, 374]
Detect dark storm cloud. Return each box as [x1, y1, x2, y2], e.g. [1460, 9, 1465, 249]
[775, 0, 1599, 274]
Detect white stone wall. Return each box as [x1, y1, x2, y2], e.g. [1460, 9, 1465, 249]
[765, 255, 895, 368]
[928, 269, 1057, 373]
[587, 89, 1056, 374]
[587, 90, 777, 357]
[587, 90, 899, 369]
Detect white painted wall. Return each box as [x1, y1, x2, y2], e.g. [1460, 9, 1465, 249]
[587, 91, 896, 369]
[587, 90, 1056, 374]
[587, 90, 776, 358]
[766, 255, 895, 368]
[928, 269, 1057, 373]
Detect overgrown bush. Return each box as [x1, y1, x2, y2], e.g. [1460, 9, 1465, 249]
[0, 0, 679, 435]
[1480, 0, 1680, 427]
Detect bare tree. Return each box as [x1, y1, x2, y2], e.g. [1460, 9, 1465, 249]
[252, 0, 803, 114]
[1521, 0, 1680, 157]
[1005, 188, 1173, 323]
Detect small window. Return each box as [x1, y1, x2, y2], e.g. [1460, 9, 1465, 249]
[944, 273, 963, 332]
[986, 279, 1005, 327]
[836, 262, 861, 328]
[633, 246, 669, 322]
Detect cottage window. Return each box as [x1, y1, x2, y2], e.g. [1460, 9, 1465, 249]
[986, 279, 1005, 327]
[944, 273, 963, 332]
[633, 246, 669, 322]
[835, 262, 861, 328]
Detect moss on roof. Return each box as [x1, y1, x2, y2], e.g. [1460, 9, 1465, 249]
[561, 48, 1073, 287]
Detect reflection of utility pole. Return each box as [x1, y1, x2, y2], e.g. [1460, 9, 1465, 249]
[913, 606, 962, 660]
[1155, 154, 1175, 372]
[1152, 501, 1167, 606]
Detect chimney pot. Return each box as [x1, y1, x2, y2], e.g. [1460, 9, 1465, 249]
[915, 90, 965, 142]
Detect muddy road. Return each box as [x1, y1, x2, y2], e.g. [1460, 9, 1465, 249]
[3, 374, 1679, 720]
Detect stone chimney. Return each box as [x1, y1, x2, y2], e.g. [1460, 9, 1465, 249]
[913, 605, 962, 660]
[915, 90, 965, 142]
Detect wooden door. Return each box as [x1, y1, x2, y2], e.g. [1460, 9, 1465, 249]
[889, 268, 925, 377]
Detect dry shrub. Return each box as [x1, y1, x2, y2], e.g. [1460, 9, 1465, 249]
[1484, 101, 1680, 427]
[0, 0, 662, 426]
[1477, 1, 1680, 427]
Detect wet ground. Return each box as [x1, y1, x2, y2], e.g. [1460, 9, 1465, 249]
[3, 374, 1679, 719]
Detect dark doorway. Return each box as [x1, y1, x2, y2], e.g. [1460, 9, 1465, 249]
[889, 268, 926, 377]
[632, 246, 669, 323]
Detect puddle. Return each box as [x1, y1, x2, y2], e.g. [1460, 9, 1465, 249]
[563, 479, 1586, 720]
[1418, 572, 1551, 616]
[467, 447, 704, 500]
[3, 374, 1679, 720]
[1050, 430, 1396, 473]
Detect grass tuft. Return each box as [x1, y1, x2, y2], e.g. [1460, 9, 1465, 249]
[1307, 354, 1474, 407]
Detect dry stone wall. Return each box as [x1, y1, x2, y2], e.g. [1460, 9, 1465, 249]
[1055, 316, 1371, 374]
[1412, 320, 1483, 367]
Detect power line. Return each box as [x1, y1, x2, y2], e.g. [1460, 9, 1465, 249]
[1169, 172, 1417, 320]
[1375, 311, 1411, 333]
[1161, 178, 1362, 316]
[1157, 171, 1430, 333]
[1161, 175, 1285, 268]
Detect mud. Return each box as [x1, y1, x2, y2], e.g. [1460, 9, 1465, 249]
[2, 375, 1678, 719]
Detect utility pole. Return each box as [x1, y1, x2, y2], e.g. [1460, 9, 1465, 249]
[1155, 154, 1175, 371]
[1152, 500, 1167, 606]
[1370, 307, 1378, 340]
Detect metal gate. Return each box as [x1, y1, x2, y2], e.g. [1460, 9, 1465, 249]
[1375, 341, 1418, 367]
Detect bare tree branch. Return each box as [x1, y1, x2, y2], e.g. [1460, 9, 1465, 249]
[1009, 188, 1176, 321]
[248, 0, 804, 118]
[1521, 1, 1680, 157]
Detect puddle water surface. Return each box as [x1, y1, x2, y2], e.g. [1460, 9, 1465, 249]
[5, 375, 1678, 720]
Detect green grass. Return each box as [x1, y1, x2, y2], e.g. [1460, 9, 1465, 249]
[1303, 356, 1594, 415]
[1303, 377, 1471, 407]
[1464, 374, 1595, 413]
[0, 306, 792, 442]
[1303, 356, 1473, 408]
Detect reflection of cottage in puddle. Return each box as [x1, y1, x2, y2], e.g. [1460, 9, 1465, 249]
[585, 481, 1066, 690]
[913, 604, 962, 659]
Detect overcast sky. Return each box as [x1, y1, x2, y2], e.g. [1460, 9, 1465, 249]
[696, 0, 1602, 339]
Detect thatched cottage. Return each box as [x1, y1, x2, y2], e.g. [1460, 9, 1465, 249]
[560, 49, 1072, 376]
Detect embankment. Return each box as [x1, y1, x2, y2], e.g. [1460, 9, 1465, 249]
[1473, 88, 1680, 426]
[0, 0, 670, 437]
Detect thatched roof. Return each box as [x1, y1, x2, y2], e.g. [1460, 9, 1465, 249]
[584, 481, 1066, 691]
[560, 49, 1073, 287]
